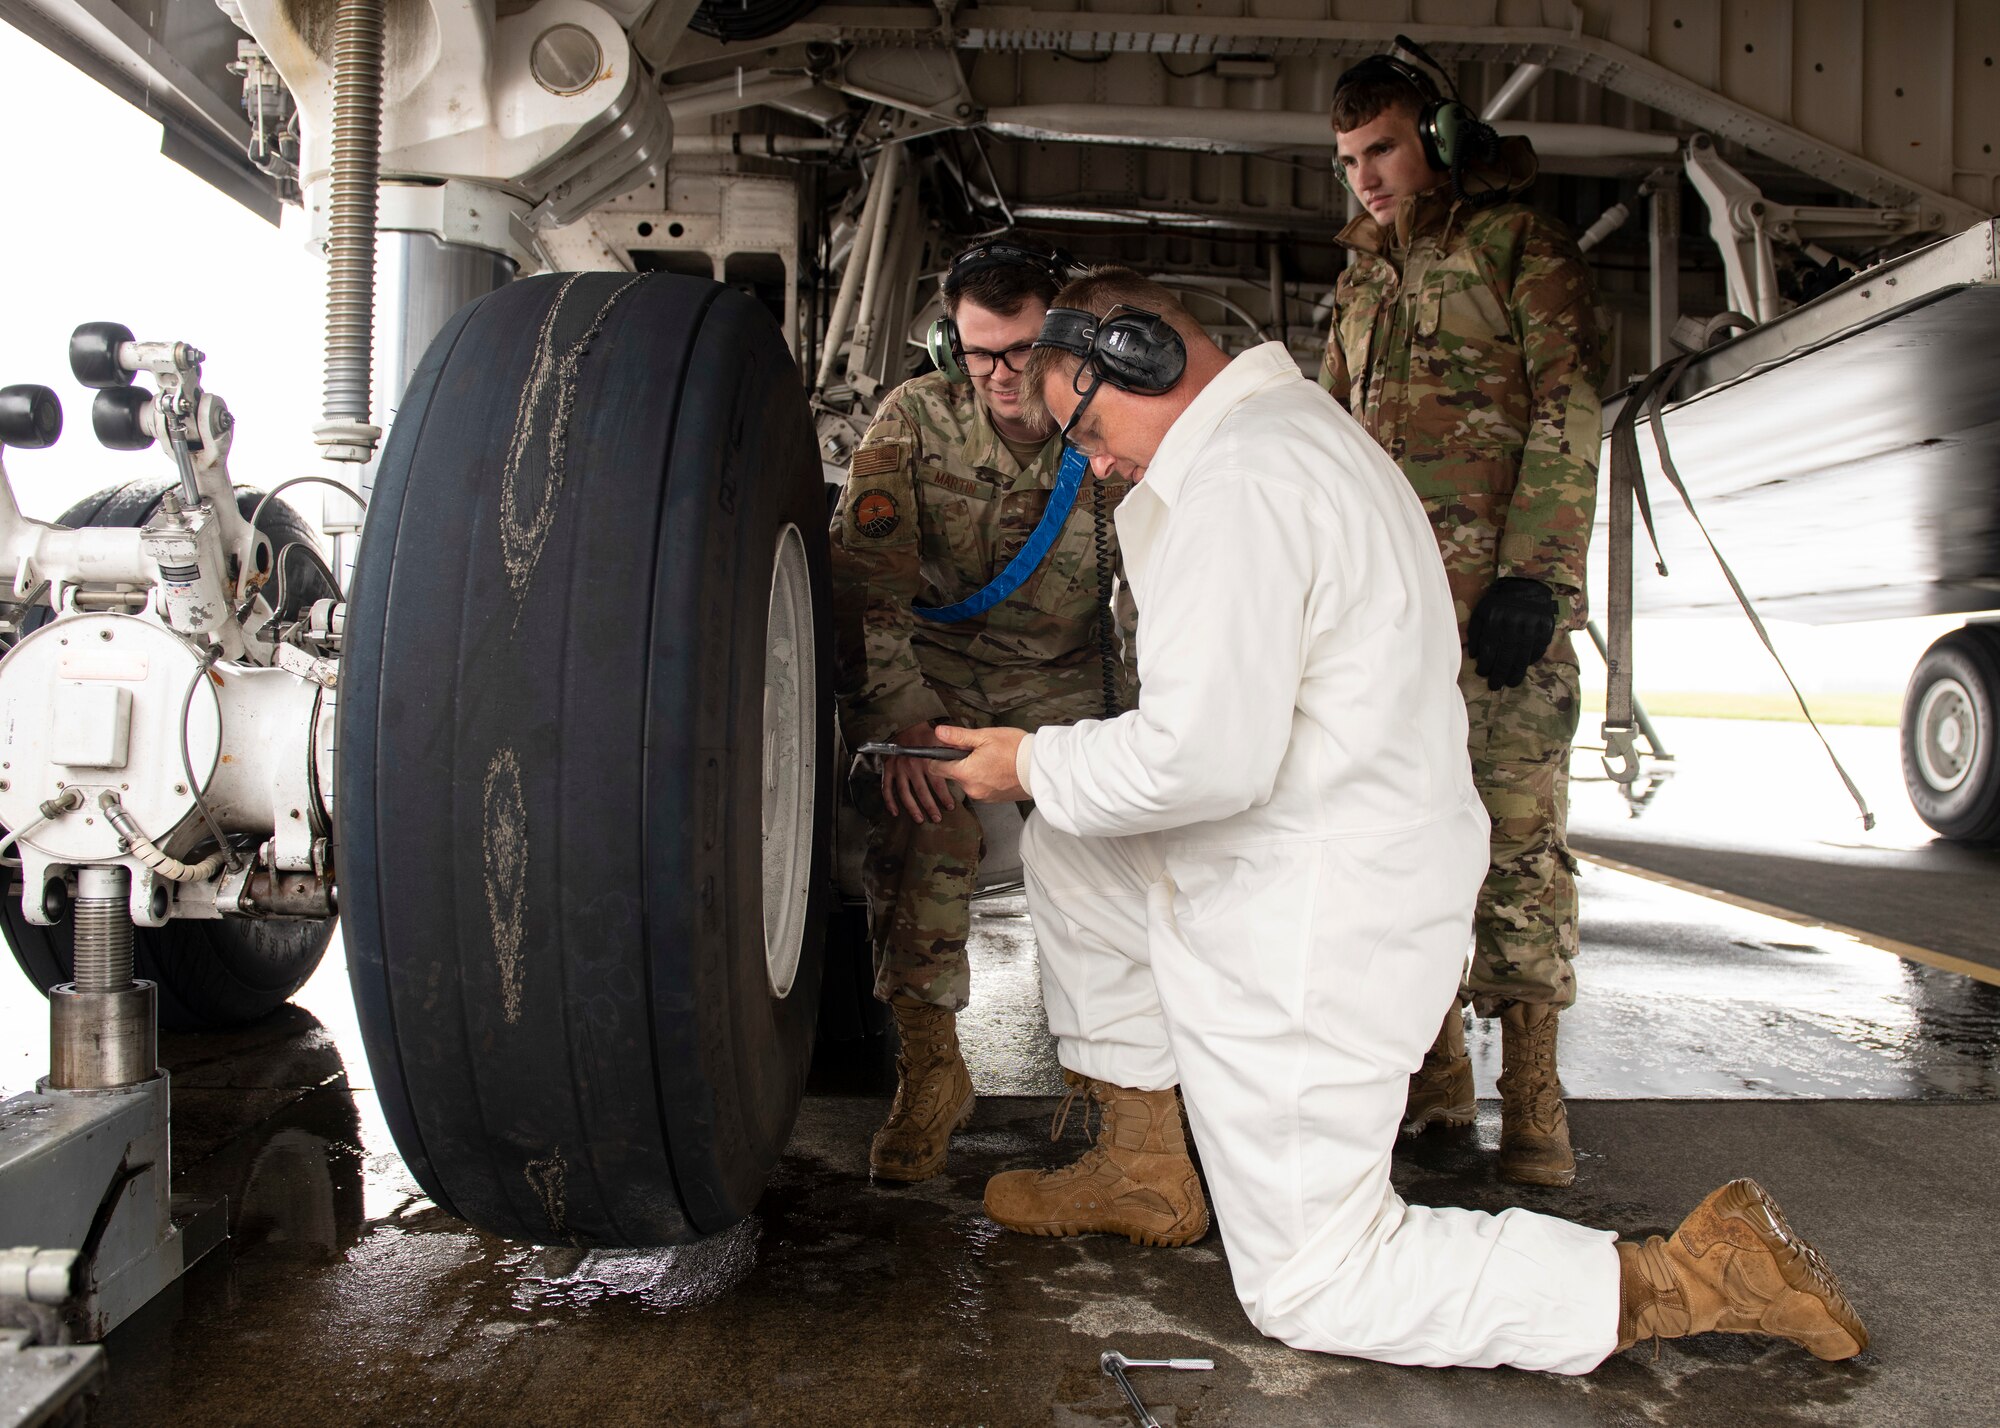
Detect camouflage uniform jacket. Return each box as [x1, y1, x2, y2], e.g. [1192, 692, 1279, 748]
[831, 373, 1136, 748]
[1318, 138, 1608, 630]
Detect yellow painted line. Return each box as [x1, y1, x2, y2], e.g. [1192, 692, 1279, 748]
[1575, 850, 2000, 989]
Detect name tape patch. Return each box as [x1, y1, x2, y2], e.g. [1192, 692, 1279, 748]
[919, 469, 985, 498]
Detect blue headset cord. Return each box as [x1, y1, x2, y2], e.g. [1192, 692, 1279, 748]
[913, 445, 1089, 624]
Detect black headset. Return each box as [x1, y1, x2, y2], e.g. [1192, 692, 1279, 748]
[1036, 306, 1186, 394]
[926, 241, 1075, 383]
[1033, 305, 1187, 438]
[1331, 35, 1500, 202]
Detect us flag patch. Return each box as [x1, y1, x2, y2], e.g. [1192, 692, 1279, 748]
[851, 444, 902, 478]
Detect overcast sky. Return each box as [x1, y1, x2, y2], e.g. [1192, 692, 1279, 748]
[0, 20, 325, 529]
[0, 16, 1974, 703]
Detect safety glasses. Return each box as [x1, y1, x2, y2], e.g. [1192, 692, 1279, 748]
[1060, 367, 1105, 448]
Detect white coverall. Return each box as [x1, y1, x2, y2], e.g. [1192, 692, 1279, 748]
[1017, 343, 1620, 1372]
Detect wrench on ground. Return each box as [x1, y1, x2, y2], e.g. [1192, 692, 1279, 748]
[1100, 1350, 1213, 1428]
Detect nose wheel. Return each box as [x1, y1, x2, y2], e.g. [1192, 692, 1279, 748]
[1900, 624, 2000, 841]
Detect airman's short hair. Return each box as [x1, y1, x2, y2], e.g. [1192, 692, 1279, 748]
[941, 234, 1068, 320]
[1330, 72, 1424, 134]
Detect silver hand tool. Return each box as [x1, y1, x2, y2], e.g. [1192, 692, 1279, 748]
[856, 741, 970, 761]
[1100, 1351, 1214, 1428]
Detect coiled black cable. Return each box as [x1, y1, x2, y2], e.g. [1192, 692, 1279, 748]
[1092, 478, 1119, 717]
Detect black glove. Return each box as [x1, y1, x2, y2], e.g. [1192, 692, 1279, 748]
[1466, 577, 1557, 690]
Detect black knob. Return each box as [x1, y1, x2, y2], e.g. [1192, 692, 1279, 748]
[70, 321, 137, 389]
[0, 384, 62, 448]
[91, 387, 153, 451]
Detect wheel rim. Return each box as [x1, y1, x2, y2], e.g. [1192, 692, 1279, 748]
[761, 523, 815, 998]
[1914, 676, 1978, 793]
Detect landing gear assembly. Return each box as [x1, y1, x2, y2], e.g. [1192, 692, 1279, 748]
[0, 326, 336, 1356]
[2, 475, 338, 1028]
[0, 282, 833, 1407]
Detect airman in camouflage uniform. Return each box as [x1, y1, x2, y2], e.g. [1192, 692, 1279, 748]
[1326, 68, 1607, 1187]
[831, 240, 1135, 1182]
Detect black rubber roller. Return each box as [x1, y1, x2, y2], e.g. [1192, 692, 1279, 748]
[70, 321, 136, 389]
[0, 384, 61, 448]
[91, 386, 152, 450]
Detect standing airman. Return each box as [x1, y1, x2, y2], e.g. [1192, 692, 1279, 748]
[1323, 49, 1608, 1186]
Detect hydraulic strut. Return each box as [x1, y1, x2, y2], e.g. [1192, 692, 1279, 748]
[49, 866, 157, 1091]
[314, 0, 386, 464]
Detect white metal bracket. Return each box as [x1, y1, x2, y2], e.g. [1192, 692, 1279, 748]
[1683, 134, 1928, 325]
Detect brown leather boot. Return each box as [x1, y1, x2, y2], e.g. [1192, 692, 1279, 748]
[1402, 1004, 1475, 1135]
[1497, 1001, 1575, 1187]
[869, 997, 975, 1182]
[984, 1072, 1209, 1247]
[1617, 1179, 1868, 1360]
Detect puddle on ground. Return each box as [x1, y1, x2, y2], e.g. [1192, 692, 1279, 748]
[507, 1219, 762, 1314]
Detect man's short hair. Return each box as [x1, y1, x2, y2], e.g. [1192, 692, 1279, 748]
[941, 235, 1067, 319]
[1020, 267, 1202, 428]
[1329, 69, 1425, 134]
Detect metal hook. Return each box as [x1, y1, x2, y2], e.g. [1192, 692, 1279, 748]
[1601, 723, 1641, 786]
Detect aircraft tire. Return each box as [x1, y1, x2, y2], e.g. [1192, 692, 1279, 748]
[338, 272, 832, 1246]
[0, 479, 337, 1030]
[1900, 624, 2000, 842]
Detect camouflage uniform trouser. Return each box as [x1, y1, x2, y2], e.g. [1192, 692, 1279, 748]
[852, 676, 1110, 1012]
[1460, 633, 1581, 1014]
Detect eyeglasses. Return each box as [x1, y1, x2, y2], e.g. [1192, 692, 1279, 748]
[960, 343, 1036, 377]
[1060, 368, 1105, 450]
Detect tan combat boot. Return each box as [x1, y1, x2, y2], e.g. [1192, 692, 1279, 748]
[1617, 1179, 1868, 1360]
[1497, 1001, 1575, 1187]
[984, 1072, 1209, 1246]
[869, 997, 976, 1182]
[1402, 1004, 1476, 1135]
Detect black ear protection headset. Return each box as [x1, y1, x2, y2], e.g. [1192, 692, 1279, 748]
[926, 241, 1076, 383]
[1331, 34, 1501, 208]
[1033, 305, 1187, 439]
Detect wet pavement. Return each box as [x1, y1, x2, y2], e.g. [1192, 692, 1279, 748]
[946, 877, 2000, 1104]
[1567, 717, 2000, 976]
[76, 1080, 2000, 1427]
[2, 717, 1997, 1425]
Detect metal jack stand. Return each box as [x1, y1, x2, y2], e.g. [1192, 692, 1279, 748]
[0, 866, 225, 1421]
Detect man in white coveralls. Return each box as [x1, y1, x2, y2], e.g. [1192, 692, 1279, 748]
[935, 267, 1868, 1372]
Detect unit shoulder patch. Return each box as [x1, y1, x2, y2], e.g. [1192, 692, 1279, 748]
[853, 488, 901, 538]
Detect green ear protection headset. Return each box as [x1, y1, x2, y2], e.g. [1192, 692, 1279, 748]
[1331, 34, 1498, 198]
[925, 241, 1076, 383]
